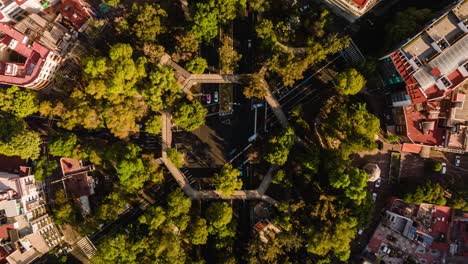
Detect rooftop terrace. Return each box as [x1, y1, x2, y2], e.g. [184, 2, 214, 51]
[390, 0, 468, 104]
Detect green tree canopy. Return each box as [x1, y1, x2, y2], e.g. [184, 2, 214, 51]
[403, 180, 447, 205]
[264, 127, 295, 165]
[186, 57, 208, 74]
[33, 156, 58, 183]
[334, 68, 366, 95]
[386, 8, 433, 45]
[191, 0, 246, 42]
[128, 3, 167, 42]
[206, 202, 233, 232]
[144, 114, 162, 135]
[48, 133, 78, 157]
[167, 148, 185, 168]
[213, 163, 243, 196]
[0, 116, 41, 159]
[243, 73, 267, 99]
[83, 43, 147, 104]
[0, 86, 39, 118]
[141, 66, 181, 112]
[186, 217, 209, 245]
[307, 217, 357, 261]
[172, 99, 207, 131]
[321, 101, 380, 155]
[52, 189, 76, 225]
[115, 145, 163, 192]
[219, 36, 242, 73]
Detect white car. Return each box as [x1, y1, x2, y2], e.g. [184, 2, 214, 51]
[441, 162, 447, 174]
[375, 178, 381, 188]
[372, 193, 377, 202]
[455, 156, 461, 167]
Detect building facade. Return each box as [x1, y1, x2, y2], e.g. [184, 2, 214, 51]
[0, 0, 91, 90]
[381, 0, 468, 153]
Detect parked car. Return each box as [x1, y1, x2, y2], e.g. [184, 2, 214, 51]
[372, 192, 377, 202]
[206, 94, 211, 104]
[455, 156, 461, 167]
[441, 162, 447, 174]
[375, 178, 381, 188]
[214, 91, 219, 103]
[247, 39, 252, 48]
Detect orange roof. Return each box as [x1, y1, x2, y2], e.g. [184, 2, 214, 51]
[352, 0, 368, 8]
[0, 224, 14, 239]
[401, 143, 422, 153]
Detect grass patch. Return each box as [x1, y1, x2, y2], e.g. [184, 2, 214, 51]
[390, 152, 401, 184]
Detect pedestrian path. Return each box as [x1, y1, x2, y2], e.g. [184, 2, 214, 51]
[157, 54, 300, 207]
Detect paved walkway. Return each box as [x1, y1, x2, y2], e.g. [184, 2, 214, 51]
[157, 54, 300, 207]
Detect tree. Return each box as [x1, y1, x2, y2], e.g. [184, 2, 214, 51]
[343, 168, 369, 205]
[427, 159, 443, 172]
[307, 217, 357, 261]
[243, 73, 267, 99]
[141, 66, 181, 112]
[167, 148, 185, 168]
[102, 98, 146, 139]
[114, 145, 162, 192]
[167, 189, 192, 219]
[129, 3, 167, 42]
[272, 169, 292, 187]
[186, 57, 208, 74]
[334, 68, 366, 95]
[403, 180, 447, 205]
[386, 8, 433, 45]
[0, 116, 41, 159]
[191, 3, 219, 42]
[83, 43, 146, 104]
[186, 217, 209, 245]
[320, 101, 380, 156]
[172, 99, 207, 131]
[206, 202, 233, 232]
[256, 19, 277, 44]
[0, 86, 39, 118]
[191, 0, 246, 42]
[264, 127, 295, 165]
[219, 36, 242, 73]
[34, 156, 58, 183]
[48, 133, 78, 157]
[174, 33, 200, 62]
[249, 0, 269, 12]
[102, 0, 119, 7]
[144, 115, 161, 135]
[213, 163, 243, 196]
[52, 189, 76, 225]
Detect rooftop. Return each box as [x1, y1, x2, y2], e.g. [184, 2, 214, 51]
[390, 0, 468, 104]
[403, 104, 446, 146]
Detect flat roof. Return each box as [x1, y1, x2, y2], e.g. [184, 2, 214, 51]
[426, 13, 463, 44]
[453, 0, 468, 21]
[390, 0, 468, 104]
[403, 105, 445, 145]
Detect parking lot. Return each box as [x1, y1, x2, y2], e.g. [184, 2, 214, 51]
[174, 83, 256, 170]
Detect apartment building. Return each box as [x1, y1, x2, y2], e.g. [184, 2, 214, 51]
[0, 165, 61, 264]
[381, 0, 468, 153]
[320, 0, 382, 22]
[0, 0, 91, 90]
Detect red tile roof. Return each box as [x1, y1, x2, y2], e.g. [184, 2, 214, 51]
[0, 224, 14, 239]
[352, 0, 368, 8]
[57, 0, 92, 31]
[391, 52, 427, 104]
[401, 143, 422, 153]
[0, 23, 50, 87]
[403, 105, 445, 145]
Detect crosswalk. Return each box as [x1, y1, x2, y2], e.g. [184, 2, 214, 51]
[76, 236, 97, 259]
[341, 38, 365, 65]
